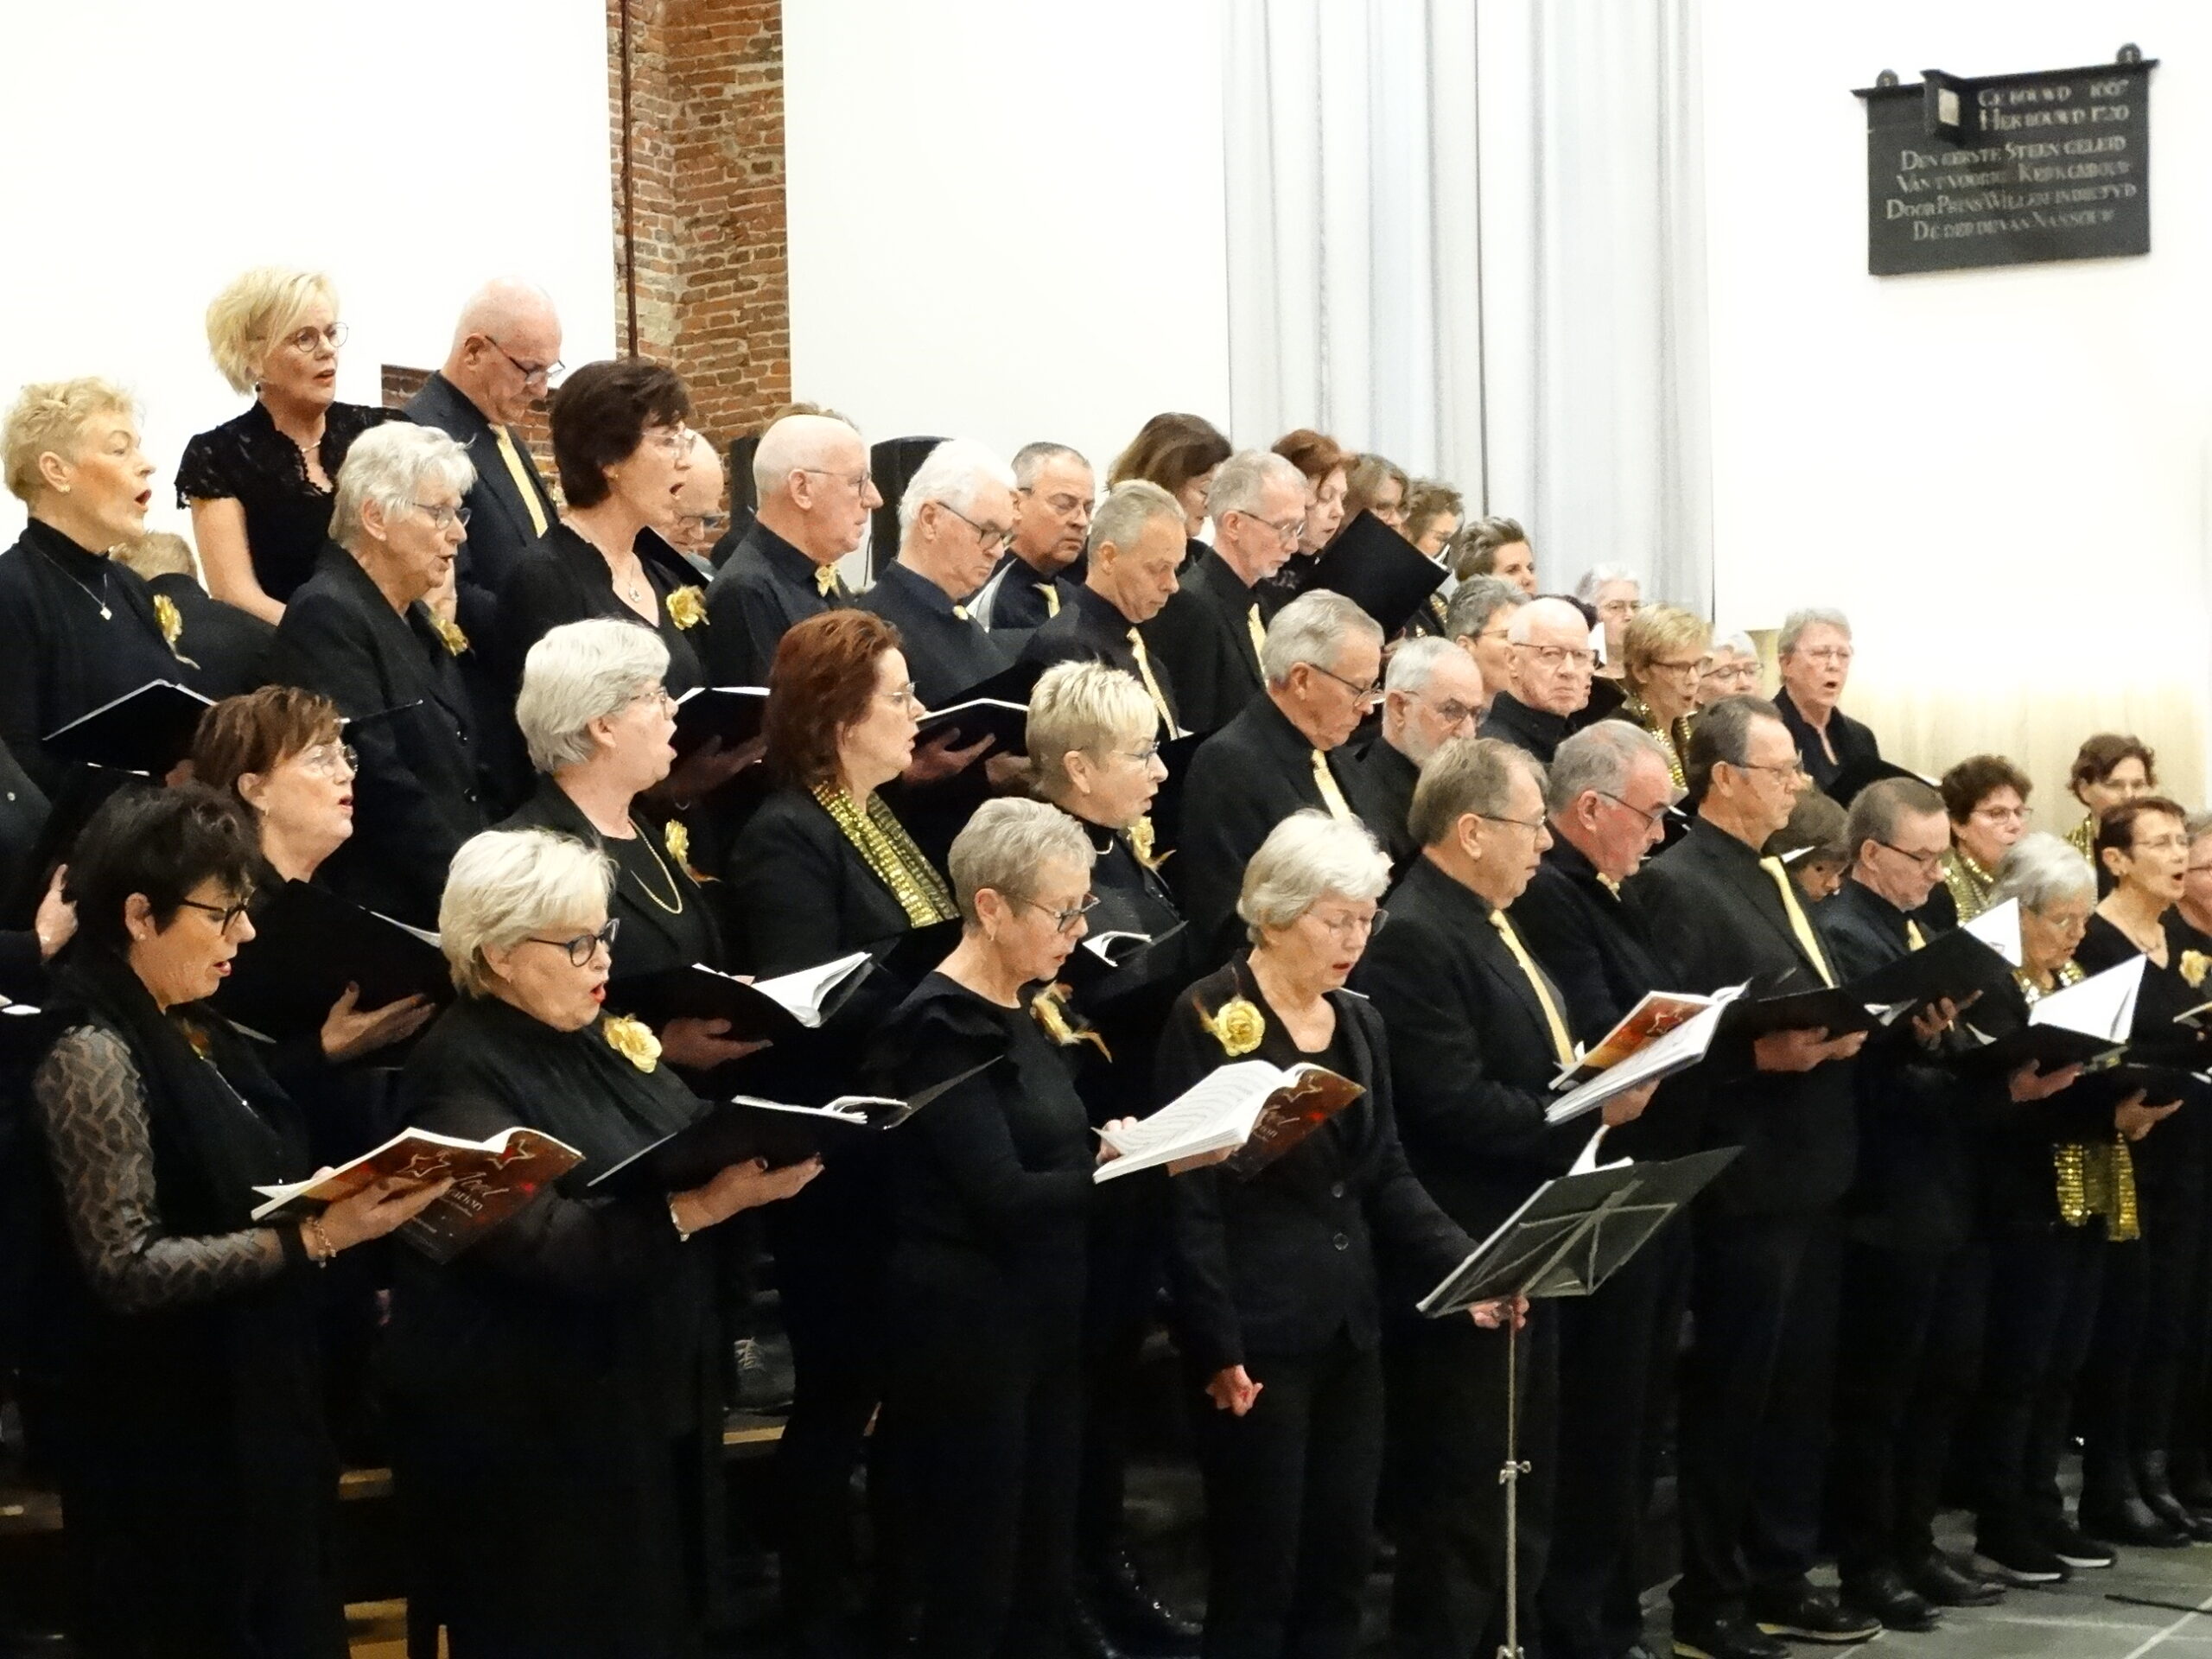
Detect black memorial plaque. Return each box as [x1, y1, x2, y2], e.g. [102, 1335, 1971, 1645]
[1856, 58, 2154, 276]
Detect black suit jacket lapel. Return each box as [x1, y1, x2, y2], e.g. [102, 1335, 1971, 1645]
[1715, 835, 1827, 986]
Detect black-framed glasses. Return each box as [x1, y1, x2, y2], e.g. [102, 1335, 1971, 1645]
[1023, 893, 1101, 935]
[525, 918, 620, 966]
[177, 896, 253, 934]
[1875, 840, 1947, 874]
[931, 499, 1016, 556]
[1512, 642, 1597, 673]
[485, 336, 564, 388]
[1596, 791, 1668, 830]
[1307, 662, 1383, 705]
[413, 501, 471, 530]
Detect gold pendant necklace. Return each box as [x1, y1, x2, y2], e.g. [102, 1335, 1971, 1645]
[626, 817, 685, 915]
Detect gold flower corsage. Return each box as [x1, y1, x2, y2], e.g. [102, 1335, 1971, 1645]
[152, 593, 185, 648]
[432, 614, 471, 657]
[1127, 815, 1171, 873]
[665, 586, 708, 630]
[1199, 995, 1266, 1058]
[1032, 982, 1111, 1059]
[664, 818, 715, 885]
[601, 1014, 662, 1072]
[2182, 949, 2210, 989]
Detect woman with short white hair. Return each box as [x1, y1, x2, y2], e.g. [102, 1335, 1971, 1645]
[179, 266, 404, 622]
[0, 377, 198, 791]
[385, 827, 818, 1657]
[1157, 810, 1506, 1659]
[263, 423, 490, 926]
[868, 796, 1117, 1656]
[501, 619, 755, 1071]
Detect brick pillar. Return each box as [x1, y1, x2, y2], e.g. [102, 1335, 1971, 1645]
[608, 0, 792, 448]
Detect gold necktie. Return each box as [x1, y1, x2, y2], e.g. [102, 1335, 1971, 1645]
[1127, 628, 1179, 735]
[1905, 918, 1927, 951]
[1759, 857, 1838, 988]
[1491, 912, 1576, 1067]
[1246, 603, 1268, 666]
[493, 426, 550, 538]
[1040, 583, 1061, 619]
[1310, 750, 1355, 822]
[815, 563, 844, 599]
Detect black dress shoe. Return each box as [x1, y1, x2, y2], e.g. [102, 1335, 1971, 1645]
[1071, 1596, 1139, 1659]
[1745, 1582, 1881, 1645]
[1087, 1548, 1200, 1656]
[1840, 1565, 1940, 1633]
[2078, 1496, 2190, 1549]
[2136, 1454, 2212, 1541]
[1903, 1549, 2005, 1608]
[1672, 1611, 1787, 1659]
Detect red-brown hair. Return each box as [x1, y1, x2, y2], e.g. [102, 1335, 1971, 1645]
[192, 686, 344, 802]
[2069, 732, 2157, 798]
[765, 609, 904, 788]
[1107, 411, 1231, 494]
[1272, 427, 1350, 487]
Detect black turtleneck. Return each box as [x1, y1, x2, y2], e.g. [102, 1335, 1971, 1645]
[1479, 690, 1572, 766]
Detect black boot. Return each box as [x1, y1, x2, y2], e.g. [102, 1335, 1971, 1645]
[1087, 1548, 1200, 1656]
[2137, 1451, 2212, 1541]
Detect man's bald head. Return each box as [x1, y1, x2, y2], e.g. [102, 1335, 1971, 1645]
[442, 278, 563, 427]
[1504, 597, 1597, 716]
[753, 413, 880, 563]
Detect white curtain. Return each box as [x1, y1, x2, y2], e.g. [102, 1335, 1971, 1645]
[1222, 0, 1714, 610]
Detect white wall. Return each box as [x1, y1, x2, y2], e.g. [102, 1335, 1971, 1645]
[1700, 1, 2211, 803]
[782, 0, 1232, 484]
[0, 0, 616, 542]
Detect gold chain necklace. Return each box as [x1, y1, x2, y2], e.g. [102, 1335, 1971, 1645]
[624, 817, 685, 915]
[811, 785, 956, 926]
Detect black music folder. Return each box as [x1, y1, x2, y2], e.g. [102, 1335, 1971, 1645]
[44, 680, 213, 774]
[213, 880, 450, 1040]
[1306, 512, 1447, 637]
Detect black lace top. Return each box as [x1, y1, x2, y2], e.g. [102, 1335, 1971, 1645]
[175, 400, 405, 603]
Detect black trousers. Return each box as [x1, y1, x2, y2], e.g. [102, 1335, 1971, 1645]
[1672, 1210, 1840, 1623]
[1827, 1241, 1986, 1579]
[1388, 1308, 1557, 1659]
[1077, 1178, 1168, 1564]
[2080, 1178, 2207, 1490]
[1191, 1331, 1383, 1659]
[1970, 1222, 2106, 1535]
[1540, 1220, 1689, 1659]
[888, 1302, 1083, 1659]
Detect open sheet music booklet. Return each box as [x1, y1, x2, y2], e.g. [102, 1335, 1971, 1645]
[1954, 953, 2145, 1075]
[1543, 990, 1738, 1127]
[1096, 1061, 1363, 1182]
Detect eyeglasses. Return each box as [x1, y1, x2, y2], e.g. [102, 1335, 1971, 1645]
[177, 896, 253, 933]
[1421, 698, 1480, 727]
[880, 682, 922, 715]
[1596, 791, 1668, 830]
[297, 741, 359, 779]
[1312, 906, 1389, 939]
[280, 322, 347, 355]
[1972, 804, 2033, 826]
[1790, 645, 1855, 666]
[641, 425, 696, 457]
[525, 918, 620, 966]
[931, 500, 1016, 555]
[1875, 840, 1948, 874]
[632, 683, 678, 713]
[1702, 662, 1761, 686]
[484, 336, 564, 389]
[1645, 657, 1704, 680]
[1477, 810, 1548, 836]
[1733, 760, 1808, 784]
[797, 467, 876, 494]
[1103, 741, 1162, 766]
[1307, 662, 1383, 705]
[1022, 893, 1101, 935]
[1512, 643, 1597, 673]
[413, 501, 471, 530]
[1235, 510, 1306, 545]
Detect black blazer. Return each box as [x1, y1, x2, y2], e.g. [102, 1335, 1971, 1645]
[703, 521, 845, 687]
[1820, 878, 1979, 1253]
[1020, 585, 1181, 732]
[1171, 695, 1372, 957]
[855, 561, 1015, 709]
[1139, 546, 1268, 737]
[725, 785, 923, 976]
[1510, 837, 1665, 1046]
[403, 372, 558, 646]
[1774, 687, 1881, 799]
[1480, 690, 1571, 765]
[1064, 821, 1189, 1128]
[1356, 857, 1592, 1236]
[1624, 817, 1859, 1214]
[1968, 969, 2139, 1233]
[1157, 959, 1471, 1375]
[146, 572, 273, 698]
[2075, 912, 2212, 1189]
[497, 524, 709, 696]
[263, 544, 487, 927]
[1351, 732, 1421, 871]
[974, 550, 1079, 635]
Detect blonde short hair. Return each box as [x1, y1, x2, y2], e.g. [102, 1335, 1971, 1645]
[1238, 810, 1390, 942]
[439, 829, 613, 997]
[114, 531, 196, 582]
[205, 267, 339, 395]
[1621, 604, 1712, 690]
[3, 377, 136, 504]
[947, 798, 1095, 927]
[1025, 662, 1156, 798]
[516, 619, 671, 773]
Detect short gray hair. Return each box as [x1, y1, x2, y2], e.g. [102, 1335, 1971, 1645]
[1548, 721, 1672, 816]
[947, 797, 1095, 927]
[753, 412, 862, 499]
[1444, 575, 1527, 642]
[1992, 830, 2096, 915]
[1262, 590, 1382, 684]
[1573, 564, 1639, 603]
[1385, 636, 1459, 696]
[516, 618, 671, 773]
[1238, 810, 1390, 941]
[1207, 449, 1306, 520]
[331, 423, 476, 552]
[439, 828, 613, 998]
[1710, 628, 1758, 659]
[1011, 441, 1087, 488]
[1778, 607, 1852, 657]
[1087, 479, 1184, 558]
[899, 437, 1016, 539]
[1024, 662, 1155, 798]
[1408, 737, 1543, 850]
